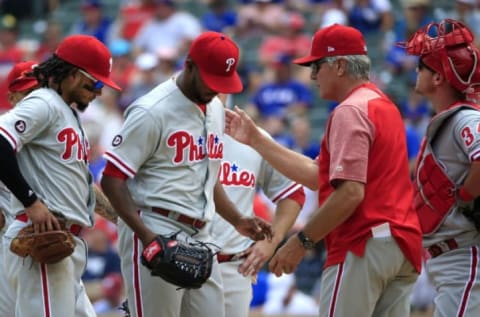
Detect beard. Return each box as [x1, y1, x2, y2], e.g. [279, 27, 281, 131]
[193, 92, 215, 104]
[73, 100, 89, 112]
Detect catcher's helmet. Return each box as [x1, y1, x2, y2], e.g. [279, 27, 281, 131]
[398, 19, 480, 94]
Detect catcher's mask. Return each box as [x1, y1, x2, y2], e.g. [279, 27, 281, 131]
[397, 19, 480, 94]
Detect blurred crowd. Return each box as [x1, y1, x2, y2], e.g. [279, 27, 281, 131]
[1, 0, 477, 315]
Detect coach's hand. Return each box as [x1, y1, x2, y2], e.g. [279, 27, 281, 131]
[235, 216, 273, 241]
[269, 234, 306, 276]
[224, 106, 262, 146]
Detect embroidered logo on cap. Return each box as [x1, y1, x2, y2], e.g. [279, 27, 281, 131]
[225, 58, 235, 72]
[327, 46, 335, 52]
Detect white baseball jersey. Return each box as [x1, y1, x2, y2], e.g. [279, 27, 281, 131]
[418, 106, 480, 317]
[0, 87, 96, 317]
[108, 76, 227, 317]
[424, 108, 480, 247]
[0, 88, 95, 226]
[104, 77, 225, 221]
[210, 133, 303, 254]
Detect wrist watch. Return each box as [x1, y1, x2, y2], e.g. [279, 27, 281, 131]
[297, 231, 315, 250]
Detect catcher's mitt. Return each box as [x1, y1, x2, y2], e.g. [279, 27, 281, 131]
[10, 217, 75, 264]
[141, 232, 214, 289]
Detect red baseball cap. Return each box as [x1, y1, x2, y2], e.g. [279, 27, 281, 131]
[55, 34, 121, 91]
[188, 31, 243, 94]
[7, 61, 39, 93]
[293, 24, 368, 66]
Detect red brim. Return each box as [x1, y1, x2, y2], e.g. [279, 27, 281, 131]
[9, 78, 38, 93]
[198, 70, 243, 94]
[90, 72, 122, 91]
[293, 55, 323, 66]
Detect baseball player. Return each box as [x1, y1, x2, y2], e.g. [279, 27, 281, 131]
[225, 24, 423, 317]
[100, 31, 272, 317]
[401, 19, 480, 316]
[211, 129, 305, 317]
[0, 34, 121, 317]
[0, 60, 39, 317]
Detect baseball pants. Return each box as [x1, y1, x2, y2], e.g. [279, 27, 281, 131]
[219, 259, 253, 317]
[3, 219, 96, 317]
[319, 236, 418, 317]
[426, 245, 480, 317]
[117, 211, 226, 317]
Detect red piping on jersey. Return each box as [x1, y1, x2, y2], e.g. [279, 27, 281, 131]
[103, 161, 128, 180]
[471, 150, 480, 161]
[104, 152, 136, 177]
[0, 127, 18, 152]
[197, 103, 206, 114]
[41, 263, 51, 317]
[274, 186, 306, 207]
[271, 183, 303, 203]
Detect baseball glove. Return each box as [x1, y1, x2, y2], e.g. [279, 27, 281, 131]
[10, 217, 75, 264]
[141, 232, 214, 289]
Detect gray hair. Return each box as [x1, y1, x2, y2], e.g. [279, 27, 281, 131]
[324, 55, 370, 80]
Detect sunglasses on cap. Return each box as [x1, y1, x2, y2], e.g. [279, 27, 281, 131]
[78, 69, 104, 91]
[310, 58, 328, 75]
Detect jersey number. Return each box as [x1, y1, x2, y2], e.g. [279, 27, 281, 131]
[461, 126, 475, 147]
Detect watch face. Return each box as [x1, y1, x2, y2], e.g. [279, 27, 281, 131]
[298, 231, 315, 250]
[303, 240, 315, 250]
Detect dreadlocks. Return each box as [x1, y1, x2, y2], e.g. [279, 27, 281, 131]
[32, 55, 77, 95]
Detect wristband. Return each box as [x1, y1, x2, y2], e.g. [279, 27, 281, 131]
[21, 192, 38, 208]
[142, 239, 162, 262]
[21, 191, 38, 208]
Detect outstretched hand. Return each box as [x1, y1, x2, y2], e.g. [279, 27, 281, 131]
[268, 234, 306, 277]
[225, 106, 260, 146]
[235, 216, 273, 242]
